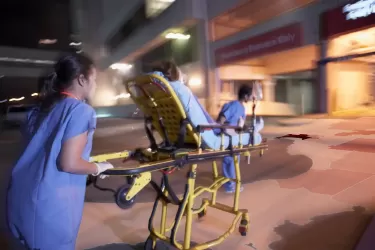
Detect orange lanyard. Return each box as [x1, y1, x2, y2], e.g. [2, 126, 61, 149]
[60, 91, 79, 100]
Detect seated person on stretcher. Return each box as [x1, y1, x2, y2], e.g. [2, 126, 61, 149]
[217, 83, 264, 193]
[148, 61, 264, 150]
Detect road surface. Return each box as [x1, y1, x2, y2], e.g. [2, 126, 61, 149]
[1, 117, 375, 249]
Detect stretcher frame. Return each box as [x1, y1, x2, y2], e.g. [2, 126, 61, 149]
[89, 74, 268, 250]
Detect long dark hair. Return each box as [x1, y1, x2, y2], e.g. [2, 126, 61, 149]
[38, 53, 95, 112]
[151, 60, 181, 81]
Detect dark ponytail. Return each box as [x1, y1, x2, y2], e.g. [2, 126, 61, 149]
[39, 73, 58, 98]
[38, 53, 95, 112]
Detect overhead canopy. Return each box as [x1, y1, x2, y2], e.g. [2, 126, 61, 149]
[210, 0, 317, 41]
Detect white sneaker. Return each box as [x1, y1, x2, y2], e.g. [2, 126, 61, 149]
[225, 186, 244, 194]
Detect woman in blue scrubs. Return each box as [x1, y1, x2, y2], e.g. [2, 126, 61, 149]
[7, 54, 114, 250]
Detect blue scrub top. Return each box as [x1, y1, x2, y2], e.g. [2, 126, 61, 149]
[219, 100, 246, 126]
[7, 97, 96, 250]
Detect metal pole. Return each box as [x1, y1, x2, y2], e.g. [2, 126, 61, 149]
[301, 93, 305, 116]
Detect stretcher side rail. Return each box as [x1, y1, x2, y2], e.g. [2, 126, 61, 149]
[101, 144, 268, 176]
[196, 124, 252, 133]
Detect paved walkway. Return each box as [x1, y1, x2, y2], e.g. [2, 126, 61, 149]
[2, 117, 375, 249]
[78, 117, 375, 250]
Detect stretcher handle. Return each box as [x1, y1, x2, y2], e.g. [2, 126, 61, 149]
[196, 124, 250, 133]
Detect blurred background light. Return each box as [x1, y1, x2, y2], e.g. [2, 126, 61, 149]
[9, 97, 25, 102]
[38, 39, 57, 45]
[188, 76, 202, 86]
[111, 93, 131, 100]
[165, 33, 190, 40]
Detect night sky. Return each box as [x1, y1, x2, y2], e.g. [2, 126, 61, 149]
[0, 0, 72, 104]
[0, 0, 71, 50]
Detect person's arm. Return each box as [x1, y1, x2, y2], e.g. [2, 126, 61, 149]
[217, 103, 232, 124]
[58, 103, 112, 175]
[59, 132, 98, 174]
[217, 115, 227, 124]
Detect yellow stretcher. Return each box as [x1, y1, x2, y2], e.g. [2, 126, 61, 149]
[88, 74, 268, 250]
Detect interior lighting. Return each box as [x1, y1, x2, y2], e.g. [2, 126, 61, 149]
[165, 33, 190, 40]
[9, 97, 25, 102]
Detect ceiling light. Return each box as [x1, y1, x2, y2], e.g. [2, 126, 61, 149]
[110, 63, 133, 72]
[39, 39, 57, 45]
[165, 33, 190, 40]
[70, 42, 82, 46]
[9, 97, 25, 102]
[188, 77, 202, 86]
[0, 57, 55, 65]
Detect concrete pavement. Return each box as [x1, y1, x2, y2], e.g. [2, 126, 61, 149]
[82, 117, 375, 250]
[2, 117, 375, 249]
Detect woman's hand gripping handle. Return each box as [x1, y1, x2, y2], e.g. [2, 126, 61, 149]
[92, 162, 114, 179]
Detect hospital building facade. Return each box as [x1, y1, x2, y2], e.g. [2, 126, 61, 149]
[75, 0, 375, 116]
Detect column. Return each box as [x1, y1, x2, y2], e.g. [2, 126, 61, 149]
[196, 1, 217, 115]
[318, 40, 328, 113]
[262, 77, 276, 102]
[286, 79, 294, 105]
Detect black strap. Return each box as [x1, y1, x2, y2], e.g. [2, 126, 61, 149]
[176, 119, 189, 148]
[149, 180, 180, 206]
[92, 176, 116, 194]
[158, 117, 171, 147]
[163, 174, 181, 205]
[170, 183, 190, 247]
[144, 117, 158, 150]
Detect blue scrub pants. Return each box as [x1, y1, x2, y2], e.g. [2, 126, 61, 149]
[222, 155, 240, 191]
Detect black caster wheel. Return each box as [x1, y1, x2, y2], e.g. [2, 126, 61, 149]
[239, 226, 247, 236]
[239, 219, 248, 236]
[144, 237, 155, 250]
[198, 209, 207, 219]
[86, 175, 96, 186]
[115, 185, 136, 209]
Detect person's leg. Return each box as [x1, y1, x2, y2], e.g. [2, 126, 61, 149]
[222, 156, 235, 192]
[233, 154, 244, 193]
[222, 155, 244, 193]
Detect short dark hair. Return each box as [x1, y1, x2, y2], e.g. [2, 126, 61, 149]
[238, 84, 252, 100]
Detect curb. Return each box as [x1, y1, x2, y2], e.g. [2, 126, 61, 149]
[276, 118, 314, 127]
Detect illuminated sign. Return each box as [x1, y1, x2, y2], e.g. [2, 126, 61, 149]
[215, 23, 302, 66]
[343, 0, 375, 20]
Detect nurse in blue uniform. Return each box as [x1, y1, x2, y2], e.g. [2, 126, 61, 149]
[7, 54, 114, 250]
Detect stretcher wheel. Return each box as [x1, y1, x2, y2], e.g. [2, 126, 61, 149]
[239, 219, 248, 236]
[239, 226, 247, 236]
[115, 185, 136, 209]
[198, 209, 207, 219]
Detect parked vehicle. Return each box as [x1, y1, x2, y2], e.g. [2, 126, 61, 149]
[4, 104, 35, 126]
